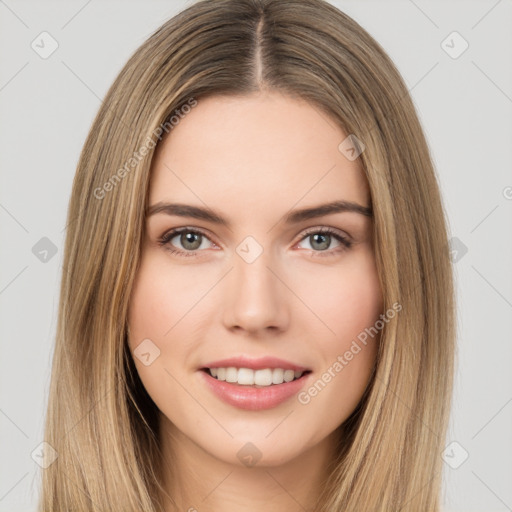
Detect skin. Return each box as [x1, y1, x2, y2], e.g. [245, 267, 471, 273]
[127, 91, 383, 512]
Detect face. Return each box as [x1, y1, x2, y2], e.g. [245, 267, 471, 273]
[127, 91, 383, 468]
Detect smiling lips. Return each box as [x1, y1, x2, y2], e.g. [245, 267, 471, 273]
[199, 356, 312, 410]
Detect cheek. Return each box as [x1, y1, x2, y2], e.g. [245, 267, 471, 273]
[126, 256, 201, 418]
[330, 269, 382, 343]
[128, 251, 209, 345]
[126, 255, 190, 397]
[126, 250, 225, 402]
[294, 250, 382, 414]
[297, 248, 383, 343]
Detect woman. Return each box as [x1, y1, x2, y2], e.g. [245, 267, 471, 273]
[39, 0, 456, 510]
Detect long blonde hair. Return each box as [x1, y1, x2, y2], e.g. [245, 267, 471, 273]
[39, 0, 456, 510]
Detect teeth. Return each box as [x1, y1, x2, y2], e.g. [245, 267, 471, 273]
[239, 367, 255, 385]
[225, 367, 237, 383]
[272, 368, 284, 384]
[283, 369, 295, 382]
[207, 367, 306, 386]
[254, 369, 272, 386]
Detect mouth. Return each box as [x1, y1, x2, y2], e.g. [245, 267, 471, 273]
[198, 356, 313, 410]
[200, 367, 312, 387]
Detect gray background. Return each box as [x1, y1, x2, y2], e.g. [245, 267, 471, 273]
[1, 1, 511, 510]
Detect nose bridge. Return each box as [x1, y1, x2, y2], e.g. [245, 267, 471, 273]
[222, 241, 289, 332]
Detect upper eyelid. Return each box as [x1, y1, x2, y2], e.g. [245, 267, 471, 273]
[162, 226, 217, 244]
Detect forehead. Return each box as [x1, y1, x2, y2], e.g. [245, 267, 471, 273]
[148, 92, 369, 216]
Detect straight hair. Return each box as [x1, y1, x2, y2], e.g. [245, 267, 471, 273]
[39, 0, 456, 510]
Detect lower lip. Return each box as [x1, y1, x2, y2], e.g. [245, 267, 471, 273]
[199, 370, 310, 411]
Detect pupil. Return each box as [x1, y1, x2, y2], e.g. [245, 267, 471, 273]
[311, 233, 330, 251]
[182, 232, 201, 250]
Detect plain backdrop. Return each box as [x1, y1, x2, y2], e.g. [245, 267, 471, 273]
[1, 1, 511, 511]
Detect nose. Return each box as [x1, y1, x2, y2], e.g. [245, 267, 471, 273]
[222, 250, 290, 335]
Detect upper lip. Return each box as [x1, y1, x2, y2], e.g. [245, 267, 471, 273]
[201, 356, 311, 372]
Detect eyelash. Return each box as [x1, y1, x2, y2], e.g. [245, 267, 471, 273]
[157, 226, 352, 259]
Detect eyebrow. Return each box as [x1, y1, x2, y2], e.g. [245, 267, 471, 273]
[145, 200, 372, 228]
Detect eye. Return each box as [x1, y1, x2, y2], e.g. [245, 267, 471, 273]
[157, 227, 216, 257]
[296, 227, 352, 257]
[157, 226, 352, 259]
